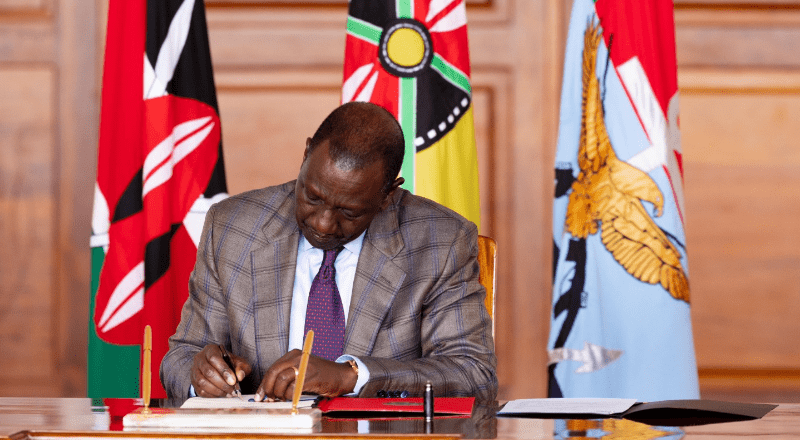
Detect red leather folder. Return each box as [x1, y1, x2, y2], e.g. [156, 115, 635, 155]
[316, 397, 474, 417]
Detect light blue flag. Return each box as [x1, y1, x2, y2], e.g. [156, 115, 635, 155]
[549, 0, 700, 400]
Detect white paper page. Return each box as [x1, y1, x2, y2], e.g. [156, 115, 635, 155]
[499, 398, 638, 416]
[181, 394, 316, 409]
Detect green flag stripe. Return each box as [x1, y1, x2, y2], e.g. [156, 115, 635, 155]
[346, 16, 382, 45]
[88, 245, 140, 398]
[399, 77, 416, 193]
[397, 0, 413, 19]
[431, 54, 472, 95]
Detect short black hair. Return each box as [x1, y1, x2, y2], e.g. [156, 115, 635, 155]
[308, 102, 404, 193]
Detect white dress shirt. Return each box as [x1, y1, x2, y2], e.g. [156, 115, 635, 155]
[289, 232, 369, 394]
[190, 232, 370, 398]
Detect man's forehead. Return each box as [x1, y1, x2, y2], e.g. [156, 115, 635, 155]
[303, 158, 384, 206]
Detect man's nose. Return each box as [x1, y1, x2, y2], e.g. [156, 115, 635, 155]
[309, 208, 337, 235]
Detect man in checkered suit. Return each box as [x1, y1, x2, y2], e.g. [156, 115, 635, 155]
[161, 102, 497, 402]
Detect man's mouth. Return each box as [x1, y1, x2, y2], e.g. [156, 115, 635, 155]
[305, 228, 337, 247]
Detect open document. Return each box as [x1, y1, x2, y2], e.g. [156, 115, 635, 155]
[498, 398, 777, 426]
[180, 394, 316, 410]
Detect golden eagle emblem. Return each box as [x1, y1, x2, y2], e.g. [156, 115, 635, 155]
[565, 21, 690, 303]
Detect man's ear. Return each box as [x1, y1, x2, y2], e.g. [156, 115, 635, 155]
[380, 177, 404, 210]
[302, 137, 313, 162]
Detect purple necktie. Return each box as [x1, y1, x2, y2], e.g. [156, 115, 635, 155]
[304, 246, 345, 361]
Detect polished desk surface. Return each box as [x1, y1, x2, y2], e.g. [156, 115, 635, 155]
[0, 398, 796, 440]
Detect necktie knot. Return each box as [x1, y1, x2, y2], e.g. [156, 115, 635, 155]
[320, 246, 343, 279]
[322, 246, 344, 267]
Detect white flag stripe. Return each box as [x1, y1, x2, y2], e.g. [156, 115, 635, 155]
[143, 117, 214, 197]
[617, 57, 667, 173]
[90, 234, 109, 249]
[173, 116, 213, 145]
[147, 0, 195, 99]
[342, 63, 374, 103]
[91, 183, 110, 237]
[183, 193, 229, 246]
[100, 286, 144, 333]
[143, 134, 175, 183]
[173, 122, 213, 163]
[143, 54, 166, 99]
[429, 1, 466, 33]
[355, 71, 379, 102]
[425, 0, 458, 23]
[98, 261, 145, 328]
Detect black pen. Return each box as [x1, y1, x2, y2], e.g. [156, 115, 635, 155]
[218, 344, 244, 400]
[424, 381, 434, 422]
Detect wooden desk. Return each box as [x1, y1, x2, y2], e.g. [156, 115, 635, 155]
[0, 398, 795, 439]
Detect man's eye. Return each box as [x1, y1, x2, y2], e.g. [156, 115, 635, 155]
[306, 192, 321, 203]
[341, 211, 359, 220]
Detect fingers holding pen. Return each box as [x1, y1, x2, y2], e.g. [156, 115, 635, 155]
[218, 344, 250, 387]
[190, 344, 251, 397]
[191, 346, 230, 397]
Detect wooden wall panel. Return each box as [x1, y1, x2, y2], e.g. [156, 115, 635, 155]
[54, 0, 99, 397]
[0, 67, 55, 394]
[0, 0, 97, 397]
[674, 2, 800, 402]
[680, 69, 800, 401]
[675, 7, 800, 68]
[217, 84, 340, 194]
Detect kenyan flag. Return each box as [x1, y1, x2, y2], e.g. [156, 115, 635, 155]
[89, 0, 227, 398]
[342, 0, 480, 228]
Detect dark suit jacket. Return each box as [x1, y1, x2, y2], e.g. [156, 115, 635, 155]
[160, 181, 497, 401]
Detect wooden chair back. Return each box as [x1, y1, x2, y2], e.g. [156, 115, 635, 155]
[477, 235, 496, 337]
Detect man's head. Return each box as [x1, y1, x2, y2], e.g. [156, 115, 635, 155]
[295, 102, 405, 250]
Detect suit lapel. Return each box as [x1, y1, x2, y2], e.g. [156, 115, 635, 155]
[250, 186, 300, 375]
[344, 192, 407, 355]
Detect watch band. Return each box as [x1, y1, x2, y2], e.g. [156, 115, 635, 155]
[345, 359, 359, 376]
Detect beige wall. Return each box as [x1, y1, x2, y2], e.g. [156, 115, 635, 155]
[0, 0, 798, 401]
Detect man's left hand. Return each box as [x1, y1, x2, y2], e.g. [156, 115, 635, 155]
[254, 349, 358, 401]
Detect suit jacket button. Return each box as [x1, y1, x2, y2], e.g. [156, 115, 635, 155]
[400, 390, 409, 398]
[377, 390, 387, 398]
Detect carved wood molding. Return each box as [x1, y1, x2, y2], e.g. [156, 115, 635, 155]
[0, 0, 51, 20]
[205, 0, 510, 25]
[675, 1, 800, 11]
[700, 368, 800, 389]
[679, 68, 800, 94]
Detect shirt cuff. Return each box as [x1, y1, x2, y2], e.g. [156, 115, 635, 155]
[336, 354, 369, 395]
[188, 384, 197, 397]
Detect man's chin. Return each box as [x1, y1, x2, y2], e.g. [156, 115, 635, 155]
[303, 232, 340, 250]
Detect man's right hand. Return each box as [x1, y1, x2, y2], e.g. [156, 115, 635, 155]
[191, 344, 252, 397]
